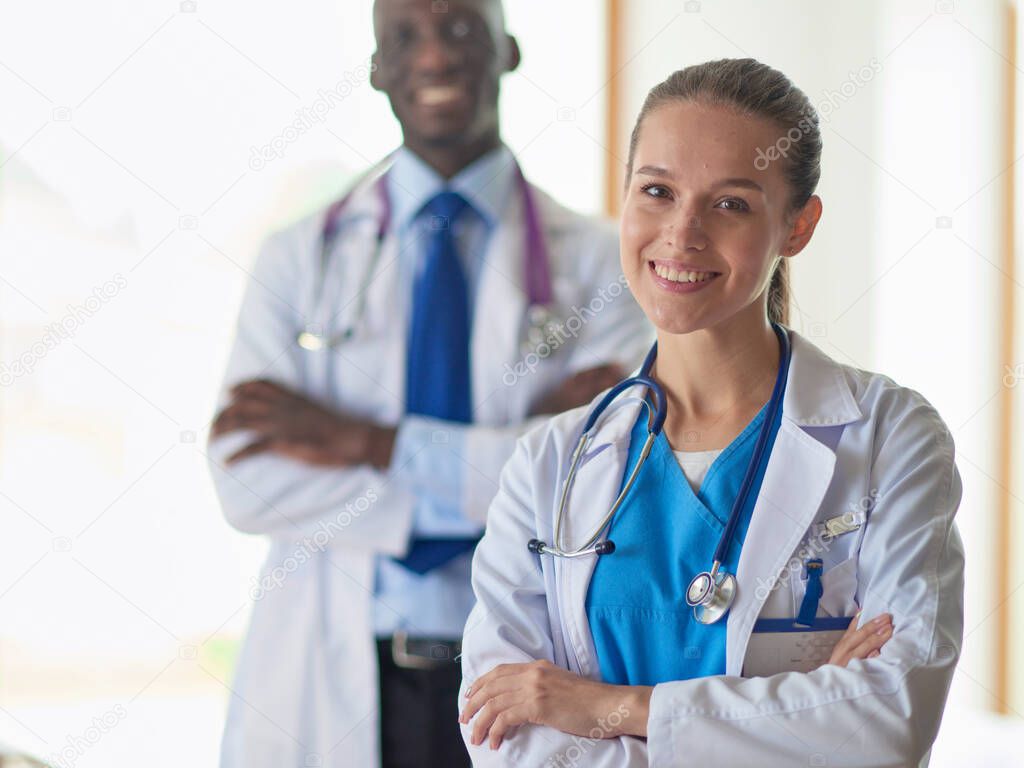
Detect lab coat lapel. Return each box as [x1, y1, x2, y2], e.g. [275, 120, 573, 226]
[471, 186, 528, 425]
[725, 331, 863, 675]
[725, 419, 837, 674]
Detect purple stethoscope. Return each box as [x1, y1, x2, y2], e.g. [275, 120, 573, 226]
[295, 154, 560, 355]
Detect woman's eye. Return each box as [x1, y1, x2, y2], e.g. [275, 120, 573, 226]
[640, 183, 671, 199]
[716, 198, 749, 212]
[449, 19, 471, 39]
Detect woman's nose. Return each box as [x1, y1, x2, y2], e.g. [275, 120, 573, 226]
[667, 213, 708, 252]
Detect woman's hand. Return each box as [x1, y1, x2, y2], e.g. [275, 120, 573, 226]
[460, 660, 651, 750]
[827, 612, 893, 667]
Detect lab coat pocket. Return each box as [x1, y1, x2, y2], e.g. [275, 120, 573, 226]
[817, 556, 860, 617]
[791, 556, 860, 619]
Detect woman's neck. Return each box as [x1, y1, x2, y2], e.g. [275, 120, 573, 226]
[653, 310, 781, 450]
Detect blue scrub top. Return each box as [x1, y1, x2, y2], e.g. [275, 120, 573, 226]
[584, 396, 784, 686]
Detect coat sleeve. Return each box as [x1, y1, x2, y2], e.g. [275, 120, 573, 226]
[645, 395, 965, 768]
[459, 430, 649, 767]
[207, 229, 415, 552]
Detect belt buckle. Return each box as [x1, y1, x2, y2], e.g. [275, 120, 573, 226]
[391, 631, 449, 670]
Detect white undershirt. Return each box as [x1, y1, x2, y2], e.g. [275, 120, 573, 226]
[673, 448, 724, 494]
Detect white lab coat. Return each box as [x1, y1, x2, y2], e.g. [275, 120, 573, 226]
[460, 329, 965, 768]
[207, 170, 652, 767]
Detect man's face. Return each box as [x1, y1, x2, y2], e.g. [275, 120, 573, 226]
[372, 0, 518, 149]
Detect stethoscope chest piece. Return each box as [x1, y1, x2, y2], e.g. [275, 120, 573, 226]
[522, 304, 558, 356]
[297, 324, 356, 352]
[297, 330, 326, 352]
[686, 565, 737, 625]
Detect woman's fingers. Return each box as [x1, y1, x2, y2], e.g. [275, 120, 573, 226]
[828, 612, 893, 667]
[488, 706, 531, 750]
[469, 692, 518, 747]
[460, 668, 522, 724]
[847, 620, 893, 661]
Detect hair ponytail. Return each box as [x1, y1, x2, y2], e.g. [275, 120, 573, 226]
[767, 258, 790, 326]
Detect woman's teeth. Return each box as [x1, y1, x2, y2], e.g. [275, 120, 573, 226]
[652, 264, 717, 283]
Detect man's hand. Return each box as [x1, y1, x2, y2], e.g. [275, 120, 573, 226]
[211, 379, 396, 469]
[528, 364, 625, 417]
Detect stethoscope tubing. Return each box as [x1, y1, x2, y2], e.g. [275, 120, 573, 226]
[712, 322, 791, 564]
[303, 152, 553, 351]
[538, 323, 791, 565]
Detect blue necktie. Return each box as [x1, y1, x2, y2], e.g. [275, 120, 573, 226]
[395, 190, 480, 574]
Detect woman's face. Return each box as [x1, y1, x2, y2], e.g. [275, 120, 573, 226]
[620, 100, 811, 335]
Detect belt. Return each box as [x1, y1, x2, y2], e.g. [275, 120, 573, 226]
[382, 631, 462, 670]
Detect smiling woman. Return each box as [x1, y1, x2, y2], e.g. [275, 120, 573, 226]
[621, 62, 823, 335]
[458, 58, 964, 767]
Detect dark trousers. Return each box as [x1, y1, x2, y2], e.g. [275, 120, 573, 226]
[377, 639, 472, 768]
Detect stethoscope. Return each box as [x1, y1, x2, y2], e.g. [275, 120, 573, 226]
[295, 153, 562, 356]
[528, 323, 792, 624]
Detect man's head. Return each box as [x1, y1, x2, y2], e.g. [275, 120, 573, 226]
[371, 0, 520, 169]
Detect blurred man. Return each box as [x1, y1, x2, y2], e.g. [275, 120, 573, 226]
[208, 1, 650, 765]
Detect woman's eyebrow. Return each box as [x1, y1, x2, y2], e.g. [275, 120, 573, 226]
[716, 177, 765, 193]
[633, 166, 764, 193]
[634, 165, 671, 177]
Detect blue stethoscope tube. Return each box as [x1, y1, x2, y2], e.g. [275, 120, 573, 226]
[528, 323, 792, 625]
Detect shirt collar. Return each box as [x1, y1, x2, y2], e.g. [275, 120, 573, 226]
[781, 329, 863, 427]
[387, 144, 516, 231]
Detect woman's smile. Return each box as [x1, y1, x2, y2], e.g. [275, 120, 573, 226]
[647, 260, 722, 293]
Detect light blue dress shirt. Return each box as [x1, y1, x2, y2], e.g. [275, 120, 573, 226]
[374, 145, 516, 638]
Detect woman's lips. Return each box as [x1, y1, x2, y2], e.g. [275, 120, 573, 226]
[647, 261, 720, 294]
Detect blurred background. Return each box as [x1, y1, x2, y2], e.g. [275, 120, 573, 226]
[0, 0, 1021, 765]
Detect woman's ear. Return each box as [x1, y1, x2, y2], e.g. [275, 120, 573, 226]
[782, 194, 823, 256]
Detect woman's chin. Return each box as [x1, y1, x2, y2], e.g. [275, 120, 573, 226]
[643, 304, 712, 337]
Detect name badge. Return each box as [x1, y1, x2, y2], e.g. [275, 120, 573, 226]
[744, 617, 852, 676]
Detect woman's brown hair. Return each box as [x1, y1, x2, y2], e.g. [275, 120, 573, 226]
[625, 58, 822, 326]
